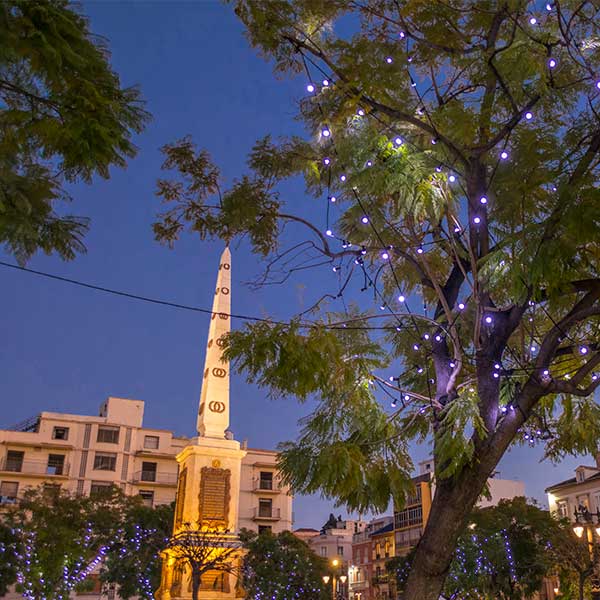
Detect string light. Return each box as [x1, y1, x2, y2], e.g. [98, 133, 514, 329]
[321, 127, 331, 137]
[500, 150, 509, 159]
[525, 112, 533, 120]
[473, 216, 481, 224]
[385, 56, 393, 64]
[548, 58, 557, 68]
[306, 83, 315, 93]
[480, 196, 487, 204]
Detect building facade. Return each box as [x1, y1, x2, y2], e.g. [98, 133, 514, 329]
[546, 461, 600, 520]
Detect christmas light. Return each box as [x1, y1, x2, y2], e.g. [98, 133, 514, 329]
[398, 294, 406, 303]
[322, 79, 329, 86]
[326, 229, 333, 237]
[306, 83, 315, 93]
[323, 157, 330, 165]
[484, 315, 493, 324]
[385, 56, 393, 64]
[525, 112, 533, 120]
[321, 127, 331, 137]
[473, 216, 481, 224]
[529, 17, 537, 25]
[548, 58, 557, 68]
[357, 108, 365, 116]
[449, 174, 456, 182]
[458, 302, 465, 310]
[366, 160, 373, 167]
[417, 246, 424, 254]
[381, 251, 390, 260]
[340, 174, 346, 181]
[480, 196, 487, 204]
[330, 196, 336, 203]
[500, 150, 509, 159]
[361, 216, 369, 224]
[394, 136, 403, 146]
[580, 346, 589, 355]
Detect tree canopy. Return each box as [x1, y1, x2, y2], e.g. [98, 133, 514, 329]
[240, 529, 329, 600]
[153, 1, 600, 598]
[0, 0, 149, 262]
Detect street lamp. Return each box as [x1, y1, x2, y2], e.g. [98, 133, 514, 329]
[323, 558, 346, 600]
[573, 505, 600, 600]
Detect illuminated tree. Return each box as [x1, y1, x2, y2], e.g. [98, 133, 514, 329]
[163, 524, 240, 600]
[240, 529, 328, 600]
[153, 2, 600, 598]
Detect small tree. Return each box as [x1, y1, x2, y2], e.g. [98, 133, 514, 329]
[100, 500, 174, 600]
[241, 529, 329, 600]
[3, 485, 127, 600]
[0, 0, 150, 262]
[164, 524, 240, 600]
[0, 521, 18, 595]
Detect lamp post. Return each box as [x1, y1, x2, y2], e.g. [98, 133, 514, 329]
[573, 504, 600, 600]
[322, 558, 346, 600]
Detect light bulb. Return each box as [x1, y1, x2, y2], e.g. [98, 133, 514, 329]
[391, 400, 397, 407]
[573, 525, 584, 538]
[357, 108, 365, 116]
[381, 251, 389, 260]
[398, 294, 405, 303]
[323, 157, 330, 165]
[322, 79, 330, 86]
[549, 58, 556, 68]
[413, 344, 420, 351]
[399, 31, 405, 38]
[580, 346, 589, 355]
[494, 363, 500, 370]
[596, 81, 600, 90]
[394, 136, 403, 146]
[404, 394, 410, 401]
[531, 345, 536, 352]
[525, 112, 533, 120]
[543, 369, 549, 376]
[435, 335, 442, 342]
[449, 174, 456, 182]
[417, 246, 424, 254]
[326, 229, 333, 237]
[389, 376, 394, 382]
[423, 333, 430, 340]
[330, 196, 336, 203]
[458, 302, 465, 310]
[322, 127, 331, 137]
[361, 216, 369, 224]
[480, 196, 487, 204]
[340, 174, 346, 181]
[473, 216, 481, 224]
[306, 83, 315, 93]
[485, 315, 493, 324]
[546, 3, 552, 9]
[386, 56, 393, 64]
[493, 372, 499, 379]
[450, 362, 456, 368]
[332, 266, 338, 272]
[366, 160, 372, 167]
[529, 17, 537, 25]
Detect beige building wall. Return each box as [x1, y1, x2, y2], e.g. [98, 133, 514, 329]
[0, 397, 292, 534]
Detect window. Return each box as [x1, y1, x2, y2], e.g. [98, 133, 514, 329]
[577, 495, 590, 510]
[144, 435, 159, 450]
[258, 525, 272, 535]
[141, 461, 157, 481]
[5, 450, 24, 472]
[47, 454, 66, 475]
[395, 506, 423, 529]
[577, 471, 585, 482]
[43, 483, 61, 494]
[338, 545, 344, 556]
[93, 452, 117, 471]
[139, 490, 154, 507]
[320, 546, 327, 557]
[97, 426, 119, 444]
[0, 481, 18, 503]
[557, 500, 569, 518]
[90, 481, 113, 496]
[258, 498, 272, 517]
[52, 427, 69, 440]
[259, 471, 273, 490]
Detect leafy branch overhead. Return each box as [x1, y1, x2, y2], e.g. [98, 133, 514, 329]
[0, 0, 150, 262]
[154, 3, 600, 596]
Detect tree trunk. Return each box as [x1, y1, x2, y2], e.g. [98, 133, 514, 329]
[401, 446, 505, 600]
[191, 569, 200, 600]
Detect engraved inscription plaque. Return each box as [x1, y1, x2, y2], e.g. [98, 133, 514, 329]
[198, 467, 230, 528]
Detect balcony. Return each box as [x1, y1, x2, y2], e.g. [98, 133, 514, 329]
[372, 574, 389, 585]
[132, 470, 178, 486]
[0, 495, 18, 505]
[252, 478, 281, 493]
[0, 459, 69, 478]
[252, 507, 281, 521]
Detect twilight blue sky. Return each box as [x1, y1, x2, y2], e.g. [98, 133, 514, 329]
[0, 1, 587, 527]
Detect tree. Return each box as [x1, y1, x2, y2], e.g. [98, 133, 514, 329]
[3, 485, 128, 600]
[0, 521, 18, 596]
[163, 524, 240, 600]
[100, 501, 174, 600]
[389, 497, 563, 599]
[152, 2, 600, 598]
[0, 0, 150, 262]
[240, 529, 329, 600]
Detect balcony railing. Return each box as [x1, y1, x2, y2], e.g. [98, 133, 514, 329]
[372, 574, 389, 585]
[252, 478, 281, 492]
[0, 459, 69, 477]
[0, 495, 18, 505]
[132, 470, 177, 485]
[252, 507, 281, 520]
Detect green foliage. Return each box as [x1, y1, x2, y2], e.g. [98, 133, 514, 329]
[3, 485, 129, 600]
[100, 501, 174, 600]
[390, 498, 568, 600]
[241, 529, 329, 600]
[0, 521, 18, 595]
[154, 1, 600, 577]
[0, 0, 149, 262]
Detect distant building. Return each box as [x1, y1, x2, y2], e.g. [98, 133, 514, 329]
[307, 515, 366, 563]
[293, 527, 320, 543]
[546, 460, 600, 520]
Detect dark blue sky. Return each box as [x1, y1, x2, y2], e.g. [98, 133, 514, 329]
[0, 1, 586, 526]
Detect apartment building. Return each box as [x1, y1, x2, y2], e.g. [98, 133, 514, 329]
[307, 517, 367, 563]
[0, 396, 292, 533]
